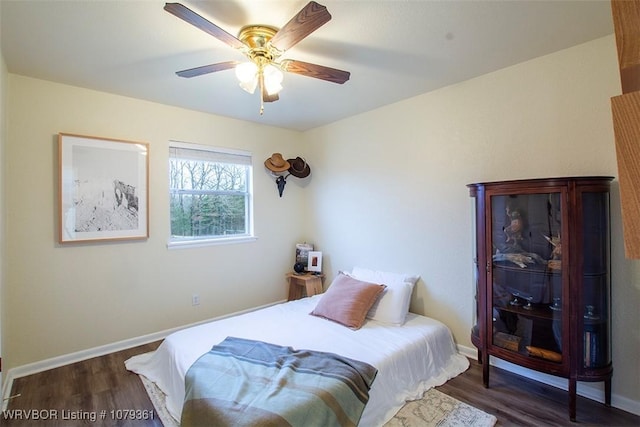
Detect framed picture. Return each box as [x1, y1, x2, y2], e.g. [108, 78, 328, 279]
[295, 242, 314, 266]
[58, 133, 149, 243]
[307, 251, 323, 273]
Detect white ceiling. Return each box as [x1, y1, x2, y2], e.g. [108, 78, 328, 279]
[1, 0, 614, 131]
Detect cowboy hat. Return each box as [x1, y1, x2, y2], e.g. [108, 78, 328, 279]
[287, 157, 311, 178]
[264, 153, 290, 172]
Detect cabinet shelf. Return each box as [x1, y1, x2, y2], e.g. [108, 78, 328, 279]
[469, 177, 613, 422]
[493, 262, 561, 275]
[494, 304, 561, 321]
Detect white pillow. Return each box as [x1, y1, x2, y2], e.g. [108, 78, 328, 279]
[350, 267, 419, 325]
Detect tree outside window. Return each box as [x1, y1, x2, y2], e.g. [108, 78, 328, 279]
[169, 143, 253, 244]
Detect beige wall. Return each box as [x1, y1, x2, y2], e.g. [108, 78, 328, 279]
[305, 35, 639, 410]
[4, 75, 311, 370]
[2, 34, 639, 413]
[0, 46, 7, 389]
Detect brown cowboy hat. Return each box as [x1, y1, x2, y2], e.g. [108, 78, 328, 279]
[264, 153, 290, 172]
[287, 157, 311, 178]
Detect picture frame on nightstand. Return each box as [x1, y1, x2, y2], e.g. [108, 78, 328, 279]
[295, 243, 313, 266]
[307, 251, 322, 273]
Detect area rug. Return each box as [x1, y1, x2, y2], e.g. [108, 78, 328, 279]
[140, 375, 496, 427]
[384, 389, 497, 427]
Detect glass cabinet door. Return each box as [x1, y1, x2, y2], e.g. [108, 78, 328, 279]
[489, 191, 564, 363]
[580, 191, 611, 370]
[470, 194, 480, 343]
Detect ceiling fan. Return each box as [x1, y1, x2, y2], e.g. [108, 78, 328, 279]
[164, 1, 350, 113]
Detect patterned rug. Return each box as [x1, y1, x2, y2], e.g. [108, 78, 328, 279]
[384, 389, 497, 427]
[140, 375, 497, 427]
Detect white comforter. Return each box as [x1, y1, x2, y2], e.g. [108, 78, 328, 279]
[125, 295, 469, 426]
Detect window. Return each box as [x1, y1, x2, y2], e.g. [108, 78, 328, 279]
[169, 142, 254, 247]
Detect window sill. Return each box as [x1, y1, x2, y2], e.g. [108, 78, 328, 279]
[167, 235, 257, 250]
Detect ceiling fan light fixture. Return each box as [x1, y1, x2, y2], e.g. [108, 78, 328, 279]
[235, 61, 258, 93]
[235, 61, 283, 96]
[239, 78, 258, 94]
[263, 64, 284, 95]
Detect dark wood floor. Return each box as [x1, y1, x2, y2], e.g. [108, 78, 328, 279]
[437, 359, 638, 426]
[3, 341, 639, 426]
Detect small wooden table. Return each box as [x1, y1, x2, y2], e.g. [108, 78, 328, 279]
[286, 272, 325, 301]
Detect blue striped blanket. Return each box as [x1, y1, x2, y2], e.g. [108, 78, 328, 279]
[181, 337, 378, 427]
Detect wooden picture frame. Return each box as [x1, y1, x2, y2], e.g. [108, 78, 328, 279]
[58, 133, 149, 243]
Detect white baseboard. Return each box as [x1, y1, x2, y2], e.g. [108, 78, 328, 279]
[1, 300, 284, 410]
[457, 344, 640, 417]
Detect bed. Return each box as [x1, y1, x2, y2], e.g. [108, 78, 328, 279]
[125, 270, 469, 426]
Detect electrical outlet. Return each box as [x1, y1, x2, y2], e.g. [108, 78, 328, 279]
[192, 294, 200, 306]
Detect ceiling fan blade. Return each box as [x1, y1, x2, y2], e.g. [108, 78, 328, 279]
[281, 59, 350, 84]
[270, 1, 331, 52]
[262, 92, 280, 103]
[176, 61, 240, 78]
[164, 3, 245, 50]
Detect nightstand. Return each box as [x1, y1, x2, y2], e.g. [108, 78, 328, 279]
[286, 272, 325, 301]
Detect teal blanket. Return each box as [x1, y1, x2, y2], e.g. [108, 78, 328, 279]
[181, 337, 378, 427]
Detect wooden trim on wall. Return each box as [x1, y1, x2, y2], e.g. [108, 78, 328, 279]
[612, 92, 640, 258]
[611, 0, 640, 258]
[611, 0, 640, 94]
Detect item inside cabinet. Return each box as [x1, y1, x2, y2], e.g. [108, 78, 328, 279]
[526, 346, 562, 362]
[494, 332, 521, 351]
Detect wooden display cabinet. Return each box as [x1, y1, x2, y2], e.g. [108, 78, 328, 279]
[468, 177, 613, 421]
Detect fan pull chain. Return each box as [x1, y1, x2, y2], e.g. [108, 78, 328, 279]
[259, 71, 265, 115]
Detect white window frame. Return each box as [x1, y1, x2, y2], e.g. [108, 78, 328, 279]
[167, 141, 255, 249]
